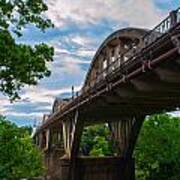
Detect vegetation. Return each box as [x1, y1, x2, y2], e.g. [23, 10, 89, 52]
[1, 112, 180, 179]
[81, 114, 180, 179]
[20, 125, 33, 135]
[0, 0, 54, 101]
[80, 124, 115, 156]
[0, 116, 44, 179]
[135, 114, 180, 180]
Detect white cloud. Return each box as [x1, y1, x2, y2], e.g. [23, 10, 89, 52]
[35, 105, 52, 111]
[20, 85, 82, 105]
[0, 85, 82, 122]
[46, 0, 164, 29]
[52, 55, 84, 73]
[76, 48, 95, 57]
[55, 47, 72, 55]
[59, 59, 85, 75]
[0, 107, 9, 114]
[51, 33, 96, 58]
[54, 45, 95, 59]
[0, 96, 12, 114]
[71, 35, 94, 46]
[51, 43, 92, 75]
[4, 112, 43, 118]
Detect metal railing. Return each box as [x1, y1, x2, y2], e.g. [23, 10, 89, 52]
[143, 8, 180, 47]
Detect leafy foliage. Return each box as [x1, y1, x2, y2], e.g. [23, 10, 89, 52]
[21, 125, 33, 135]
[0, 0, 54, 100]
[135, 114, 180, 180]
[80, 124, 115, 157]
[0, 0, 53, 35]
[0, 116, 44, 179]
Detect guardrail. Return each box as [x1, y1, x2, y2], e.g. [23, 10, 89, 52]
[143, 8, 180, 47]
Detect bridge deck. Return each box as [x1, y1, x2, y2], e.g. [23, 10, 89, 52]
[39, 14, 180, 129]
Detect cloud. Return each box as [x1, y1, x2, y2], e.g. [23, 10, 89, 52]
[20, 85, 82, 104]
[0, 96, 12, 114]
[46, 0, 164, 29]
[0, 107, 9, 114]
[4, 112, 43, 118]
[76, 48, 95, 57]
[153, 0, 178, 10]
[71, 35, 94, 46]
[0, 84, 82, 124]
[4, 101, 51, 114]
[55, 46, 72, 55]
[54, 45, 95, 59]
[49, 37, 94, 78]
[51, 33, 97, 58]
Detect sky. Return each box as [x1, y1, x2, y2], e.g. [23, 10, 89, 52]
[0, 0, 179, 127]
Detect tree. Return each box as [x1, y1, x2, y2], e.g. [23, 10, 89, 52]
[21, 125, 33, 135]
[0, 116, 44, 179]
[80, 124, 115, 156]
[135, 114, 180, 180]
[0, 0, 54, 101]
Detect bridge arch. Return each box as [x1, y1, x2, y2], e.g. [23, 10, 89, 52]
[52, 97, 69, 113]
[83, 28, 148, 91]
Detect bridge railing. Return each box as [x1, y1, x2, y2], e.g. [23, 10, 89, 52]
[143, 8, 180, 47]
[177, 8, 180, 23]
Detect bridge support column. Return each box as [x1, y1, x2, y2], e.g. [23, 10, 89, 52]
[61, 110, 85, 180]
[109, 116, 145, 158]
[107, 116, 145, 180]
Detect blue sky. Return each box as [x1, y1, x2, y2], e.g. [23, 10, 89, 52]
[0, 0, 179, 127]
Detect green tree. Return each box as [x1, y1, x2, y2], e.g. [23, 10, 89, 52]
[80, 124, 115, 157]
[135, 114, 180, 180]
[21, 125, 33, 135]
[0, 0, 54, 101]
[0, 116, 44, 179]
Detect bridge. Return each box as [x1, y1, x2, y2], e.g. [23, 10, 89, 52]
[34, 8, 180, 180]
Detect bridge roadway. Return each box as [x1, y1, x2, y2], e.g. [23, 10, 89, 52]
[34, 8, 180, 180]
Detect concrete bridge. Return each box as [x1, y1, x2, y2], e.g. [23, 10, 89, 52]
[33, 8, 180, 180]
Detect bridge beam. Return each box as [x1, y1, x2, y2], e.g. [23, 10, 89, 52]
[154, 65, 180, 83]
